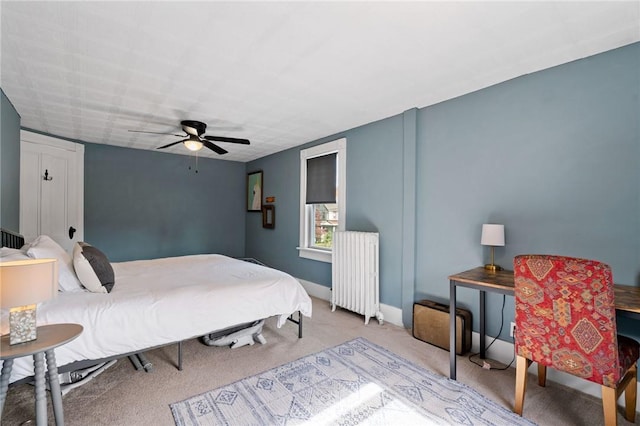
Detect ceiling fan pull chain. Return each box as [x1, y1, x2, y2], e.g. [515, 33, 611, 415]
[189, 152, 199, 173]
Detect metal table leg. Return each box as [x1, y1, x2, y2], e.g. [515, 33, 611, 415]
[449, 280, 457, 380]
[479, 290, 486, 359]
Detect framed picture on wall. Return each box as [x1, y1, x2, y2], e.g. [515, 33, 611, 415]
[262, 205, 275, 229]
[247, 171, 263, 212]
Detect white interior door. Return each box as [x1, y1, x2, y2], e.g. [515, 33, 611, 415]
[20, 131, 84, 252]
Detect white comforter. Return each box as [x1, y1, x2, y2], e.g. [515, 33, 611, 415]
[3, 254, 312, 383]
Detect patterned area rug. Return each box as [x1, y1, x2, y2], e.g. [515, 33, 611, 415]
[170, 337, 535, 425]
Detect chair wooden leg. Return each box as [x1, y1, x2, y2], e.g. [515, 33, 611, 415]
[514, 355, 531, 415]
[601, 385, 618, 426]
[624, 363, 637, 423]
[537, 363, 547, 387]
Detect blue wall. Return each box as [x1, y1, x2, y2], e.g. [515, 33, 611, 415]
[0, 89, 21, 230]
[84, 143, 246, 262]
[245, 42, 640, 339]
[245, 114, 406, 308]
[416, 42, 640, 338]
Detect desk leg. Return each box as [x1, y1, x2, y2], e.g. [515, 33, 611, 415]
[33, 352, 47, 426]
[450, 280, 457, 380]
[46, 349, 64, 426]
[479, 290, 486, 359]
[0, 359, 14, 418]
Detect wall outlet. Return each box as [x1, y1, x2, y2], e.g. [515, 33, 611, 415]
[510, 322, 516, 337]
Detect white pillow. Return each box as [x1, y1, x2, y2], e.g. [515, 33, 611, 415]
[0, 247, 31, 261]
[73, 242, 114, 293]
[26, 235, 83, 292]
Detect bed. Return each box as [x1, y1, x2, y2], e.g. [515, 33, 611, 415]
[0, 229, 312, 384]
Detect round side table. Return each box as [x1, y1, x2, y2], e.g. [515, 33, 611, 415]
[0, 323, 83, 426]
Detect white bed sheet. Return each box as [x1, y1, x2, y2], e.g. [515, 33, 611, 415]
[2, 254, 312, 383]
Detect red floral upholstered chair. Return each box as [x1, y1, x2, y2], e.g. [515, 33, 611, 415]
[513, 255, 638, 426]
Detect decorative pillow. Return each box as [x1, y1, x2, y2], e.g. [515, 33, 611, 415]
[73, 242, 114, 293]
[26, 235, 82, 292]
[0, 247, 31, 261]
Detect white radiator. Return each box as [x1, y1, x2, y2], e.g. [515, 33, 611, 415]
[331, 231, 383, 325]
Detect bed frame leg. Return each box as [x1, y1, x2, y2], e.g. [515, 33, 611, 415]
[177, 341, 183, 371]
[285, 311, 303, 338]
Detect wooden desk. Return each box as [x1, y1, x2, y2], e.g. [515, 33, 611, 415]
[448, 267, 640, 380]
[0, 323, 83, 425]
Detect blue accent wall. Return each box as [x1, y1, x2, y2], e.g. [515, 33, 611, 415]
[416, 42, 639, 338]
[245, 42, 640, 338]
[246, 114, 406, 308]
[84, 143, 246, 262]
[0, 89, 21, 231]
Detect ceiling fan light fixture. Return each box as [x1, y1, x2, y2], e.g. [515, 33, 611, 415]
[184, 139, 203, 151]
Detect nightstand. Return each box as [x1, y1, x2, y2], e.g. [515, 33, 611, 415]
[0, 323, 83, 425]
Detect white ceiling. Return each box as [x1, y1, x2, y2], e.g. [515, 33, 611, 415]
[2, 2, 639, 162]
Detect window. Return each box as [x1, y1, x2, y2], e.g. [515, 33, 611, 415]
[298, 138, 346, 263]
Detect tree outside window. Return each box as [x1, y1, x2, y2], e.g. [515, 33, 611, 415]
[312, 203, 338, 248]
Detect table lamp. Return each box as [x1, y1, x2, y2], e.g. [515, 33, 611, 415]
[481, 224, 505, 272]
[0, 258, 58, 344]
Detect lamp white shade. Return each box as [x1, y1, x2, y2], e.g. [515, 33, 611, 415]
[0, 258, 58, 308]
[481, 224, 505, 247]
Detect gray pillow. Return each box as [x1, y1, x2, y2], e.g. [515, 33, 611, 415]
[73, 242, 115, 293]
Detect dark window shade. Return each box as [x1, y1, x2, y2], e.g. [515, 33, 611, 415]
[306, 153, 337, 204]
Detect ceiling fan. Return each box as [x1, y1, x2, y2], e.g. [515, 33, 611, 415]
[129, 120, 250, 155]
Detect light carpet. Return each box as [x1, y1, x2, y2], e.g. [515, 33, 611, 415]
[170, 337, 536, 425]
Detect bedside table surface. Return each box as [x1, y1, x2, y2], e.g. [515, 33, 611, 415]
[1, 323, 83, 359]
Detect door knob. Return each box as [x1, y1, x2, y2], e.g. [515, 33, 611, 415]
[68, 226, 76, 239]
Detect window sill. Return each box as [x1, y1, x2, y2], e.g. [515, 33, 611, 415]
[297, 247, 332, 263]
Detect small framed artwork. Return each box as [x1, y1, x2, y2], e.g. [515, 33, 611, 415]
[247, 171, 263, 212]
[262, 205, 275, 229]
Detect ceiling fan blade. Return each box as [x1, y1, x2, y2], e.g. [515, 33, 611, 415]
[129, 130, 185, 137]
[203, 135, 250, 145]
[203, 140, 228, 155]
[157, 138, 189, 149]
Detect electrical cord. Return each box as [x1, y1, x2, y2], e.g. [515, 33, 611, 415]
[468, 294, 516, 370]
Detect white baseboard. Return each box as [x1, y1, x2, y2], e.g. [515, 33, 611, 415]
[298, 278, 639, 405]
[298, 278, 331, 300]
[297, 279, 403, 327]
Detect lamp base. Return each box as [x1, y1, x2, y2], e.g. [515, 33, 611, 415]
[484, 264, 503, 272]
[9, 304, 37, 345]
